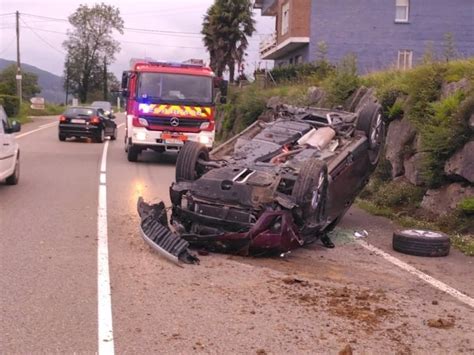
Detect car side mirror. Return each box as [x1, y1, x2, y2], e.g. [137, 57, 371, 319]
[6, 120, 21, 133]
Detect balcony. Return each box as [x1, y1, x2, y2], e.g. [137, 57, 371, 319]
[259, 33, 310, 60]
[259, 32, 277, 57]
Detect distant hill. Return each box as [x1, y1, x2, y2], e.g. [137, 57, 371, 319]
[0, 58, 65, 104]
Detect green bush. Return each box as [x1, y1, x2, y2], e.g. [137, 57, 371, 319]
[372, 180, 426, 208]
[0, 94, 20, 116]
[323, 54, 360, 106]
[269, 61, 334, 83]
[459, 197, 474, 215]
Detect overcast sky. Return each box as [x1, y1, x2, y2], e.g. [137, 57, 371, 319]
[0, 0, 274, 78]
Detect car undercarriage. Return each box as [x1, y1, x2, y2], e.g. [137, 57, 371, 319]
[138, 103, 385, 264]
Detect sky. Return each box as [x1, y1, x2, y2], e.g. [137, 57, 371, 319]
[0, 0, 275, 78]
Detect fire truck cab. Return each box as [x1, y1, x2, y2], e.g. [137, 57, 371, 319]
[122, 60, 217, 162]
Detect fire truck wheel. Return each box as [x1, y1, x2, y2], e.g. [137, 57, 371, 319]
[127, 144, 140, 162]
[176, 141, 209, 182]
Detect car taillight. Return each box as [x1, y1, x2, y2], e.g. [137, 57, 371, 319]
[90, 116, 100, 124]
[59, 115, 66, 122]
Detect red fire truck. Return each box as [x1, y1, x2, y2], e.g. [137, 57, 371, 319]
[121, 60, 219, 162]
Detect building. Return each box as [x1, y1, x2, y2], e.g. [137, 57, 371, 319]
[254, 0, 474, 72]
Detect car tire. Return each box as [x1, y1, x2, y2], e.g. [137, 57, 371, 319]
[96, 129, 105, 143]
[175, 141, 209, 182]
[127, 144, 140, 162]
[357, 102, 385, 166]
[59, 133, 66, 141]
[6, 155, 20, 185]
[292, 158, 328, 230]
[393, 229, 450, 257]
[110, 128, 117, 141]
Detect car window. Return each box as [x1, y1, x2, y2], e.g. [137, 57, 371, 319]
[65, 107, 95, 116]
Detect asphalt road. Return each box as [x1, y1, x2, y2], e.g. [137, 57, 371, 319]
[1, 114, 473, 353]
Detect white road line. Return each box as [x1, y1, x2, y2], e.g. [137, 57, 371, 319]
[98, 140, 114, 354]
[117, 123, 125, 129]
[16, 122, 58, 139]
[356, 240, 474, 309]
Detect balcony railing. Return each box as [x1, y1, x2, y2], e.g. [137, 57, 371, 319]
[259, 32, 277, 56]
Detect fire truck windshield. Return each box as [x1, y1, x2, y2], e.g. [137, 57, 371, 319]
[137, 72, 213, 105]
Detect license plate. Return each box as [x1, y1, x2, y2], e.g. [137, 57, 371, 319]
[162, 133, 187, 142]
[165, 138, 185, 145]
[71, 119, 86, 124]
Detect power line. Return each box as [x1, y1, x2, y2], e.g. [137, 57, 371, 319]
[0, 37, 15, 55]
[0, 12, 15, 17]
[20, 18, 65, 55]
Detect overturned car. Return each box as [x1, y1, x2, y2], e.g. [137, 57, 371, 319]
[138, 102, 385, 264]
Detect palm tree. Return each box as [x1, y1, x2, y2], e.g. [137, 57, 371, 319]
[202, 0, 255, 82]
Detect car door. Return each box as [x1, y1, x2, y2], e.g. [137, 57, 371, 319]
[0, 108, 15, 179]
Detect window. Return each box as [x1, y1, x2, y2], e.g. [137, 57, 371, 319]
[281, 2, 290, 35]
[295, 55, 303, 64]
[395, 0, 409, 22]
[397, 50, 413, 70]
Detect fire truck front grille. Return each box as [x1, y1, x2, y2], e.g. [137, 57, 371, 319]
[144, 116, 207, 129]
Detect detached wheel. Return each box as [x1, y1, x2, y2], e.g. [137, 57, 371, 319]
[175, 141, 209, 182]
[6, 155, 20, 185]
[357, 102, 385, 166]
[292, 159, 328, 231]
[393, 229, 450, 257]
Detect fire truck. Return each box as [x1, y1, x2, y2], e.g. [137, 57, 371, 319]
[121, 60, 220, 162]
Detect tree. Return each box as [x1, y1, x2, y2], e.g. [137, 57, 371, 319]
[0, 64, 40, 99]
[63, 3, 123, 103]
[443, 32, 457, 62]
[202, 0, 255, 83]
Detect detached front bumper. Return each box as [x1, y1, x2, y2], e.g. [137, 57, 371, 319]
[137, 198, 304, 264]
[131, 128, 214, 149]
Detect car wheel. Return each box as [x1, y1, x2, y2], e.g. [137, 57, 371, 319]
[292, 158, 328, 231]
[110, 128, 117, 141]
[59, 133, 66, 141]
[357, 102, 385, 166]
[6, 155, 20, 185]
[175, 141, 209, 182]
[96, 128, 105, 143]
[127, 144, 140, 162]
[393, 229, 450, 257]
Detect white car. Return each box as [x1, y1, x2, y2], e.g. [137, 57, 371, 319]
[0, 105, 21, 185]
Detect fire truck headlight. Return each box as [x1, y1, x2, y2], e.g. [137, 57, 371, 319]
[199, 135, 210, 145]
[138, 117, 149, 127]
[135, 132, 147, 141]
[200, 122, 210, 130]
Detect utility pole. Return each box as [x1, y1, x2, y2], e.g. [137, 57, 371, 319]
[15, 11, 22, 105]
[103, 56, 108, 101]
[65, 58, 70, 105]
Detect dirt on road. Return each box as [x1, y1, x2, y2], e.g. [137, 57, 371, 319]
[108, 205, 474, 354]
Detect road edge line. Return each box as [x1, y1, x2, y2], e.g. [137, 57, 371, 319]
[98, 140, 115, 354]
[356, 240, 474, 309]
[16, 122, 58, 139]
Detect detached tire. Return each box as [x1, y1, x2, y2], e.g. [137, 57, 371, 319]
[176, 141, 209, 182]
[393, 229, 450, 257]
[357, 102, 385, 166]
[292, 158, 328, 230]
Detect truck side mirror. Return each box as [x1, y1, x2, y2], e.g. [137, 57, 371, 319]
[121, 71, 131, 90]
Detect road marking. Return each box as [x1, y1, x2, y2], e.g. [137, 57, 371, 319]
[117, 123, 125, 129]
[98, 140, 114, 354]
[356, 240, 474, 309]
[16, 121, 58, 139]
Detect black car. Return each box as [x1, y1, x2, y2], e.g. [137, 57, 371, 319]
[138, 102, 385, 263]
[58, 106, 117, 143]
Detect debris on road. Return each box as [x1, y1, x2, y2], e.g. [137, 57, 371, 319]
[427, 318, 455, 329]
[354, 230, 369, 239]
